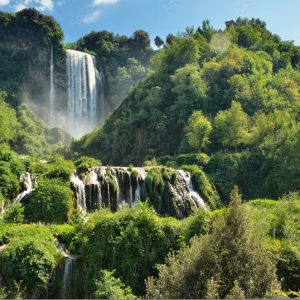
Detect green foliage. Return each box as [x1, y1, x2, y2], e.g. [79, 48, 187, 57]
[48, 224, 75, 247]
[154, 36, 164, 48]
[225, 280, 245, 299]
[75, 20, 300, 208]
[74, 202, 182, 296]
[186, 111, 212, 152]
[145, 167, 165, 211]
[0, 145, 25, 199]
[76, 29, 153, 108]
[13, 106, 72, 156]
[181, 165, 220, 209]
[146, 187, 279, 299]
[74, 156, 101, 175]
[0, 287, 7, 300]
[44, 159, 74, 184]
[0, 225, 61, 298]
[0, 9, 63, 104]
[24, 181, 73, 224]
[2, 204, 24, 224]
[0, 93, 18, 143]
[214, 101, 249, 149]
[94, 270, 136, 299]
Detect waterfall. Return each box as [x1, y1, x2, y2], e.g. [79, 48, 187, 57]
[113, 174, 121, 207]
[127, 171, 133, 205]
[99, 71, 105, 122]
[70, 167, 205, 217]
[66, 49, 99, 136]
[98, 183, 102, 208]
[14, 172, 35, 204]
[178, 170, 206, 209]
[71, 174, 86, 210]
[107, 182, 110, 209]
[49, 44, 55, 125]
[60, 256, 77, 299]
[134, 177, 141, 204]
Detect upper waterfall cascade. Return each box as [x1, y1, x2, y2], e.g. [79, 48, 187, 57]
[49, 44, 55, 125]
[66, 49, 102, 136]
[48, 48, 105, 137]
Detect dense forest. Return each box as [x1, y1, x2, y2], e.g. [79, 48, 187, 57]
[0, 9, 299, 299]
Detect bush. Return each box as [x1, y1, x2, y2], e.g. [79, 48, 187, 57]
[0, 225, 61, 298]
[74, 202, 182, 296]
[25, 181, 73, 224]
[94, 270, 136, 299]
[44, 159, 74, 184]
[74, 156, 101, 175]
[146, 187, 279, 299]
[0, 145, 25, 199]
[2, 203, 24, 224]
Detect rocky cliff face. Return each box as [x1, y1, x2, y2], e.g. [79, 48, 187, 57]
[71, 166, 206, 219]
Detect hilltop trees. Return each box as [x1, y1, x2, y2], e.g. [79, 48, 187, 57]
[154, 36, 164, 48]
[186, 111, 212, 152]
[214, 101, 249, 149]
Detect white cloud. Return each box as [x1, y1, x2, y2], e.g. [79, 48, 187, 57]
[0, 0, 10, 6]
[14, 0, 54, 12]
[82, 9, 102, 24]
[56, 0, 65, 7]
[14, 2, 27, 10]
[93, 0, 118, 5]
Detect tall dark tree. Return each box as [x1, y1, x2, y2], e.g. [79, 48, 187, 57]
[154, 36, 164, 48]
[130, 30, 150, 50]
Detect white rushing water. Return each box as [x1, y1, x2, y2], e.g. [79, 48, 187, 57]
[178, 170, 206, 209]
[71, 174, 86, 211]
[127, 171, 133, 205]
[66, 49, 99, 136]
[49, 44, 55, 125]
[60, 256, 77, 299]
[14, 172, 34, 204]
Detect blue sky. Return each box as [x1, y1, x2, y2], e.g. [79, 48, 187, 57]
[0, 0, 300, 45]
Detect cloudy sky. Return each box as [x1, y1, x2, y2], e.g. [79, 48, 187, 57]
[0, 0, 299, 45]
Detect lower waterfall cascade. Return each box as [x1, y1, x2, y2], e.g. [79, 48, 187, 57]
[60, 255, 78, 299]
[14, 167, 206, 219]
[71, 167, 206, 218]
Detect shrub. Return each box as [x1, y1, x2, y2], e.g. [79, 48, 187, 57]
[25, 181, 73, 224]
[74, 202, 182, 296]
[74, 156, 101, 175]
[94, 270, 136, 299]
[44, 159, 74, 184]
[2, 204, 24, 224]
[0, 225, 61, 298]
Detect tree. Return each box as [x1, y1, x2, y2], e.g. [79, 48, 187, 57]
[186, 111, 212, 152]
[130, 30, 150, 50]
[166, 34, 175, 45]
[0, 93, 19, 143]
[154, 36, 164, 48]
[214, 101, 249, 149]
[94, 270, 136, 299]
[226, 280, 245, 299]
[146, 187, 279, 299]
[198, 19, 215, 41]
[24, 181, 73, 224]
